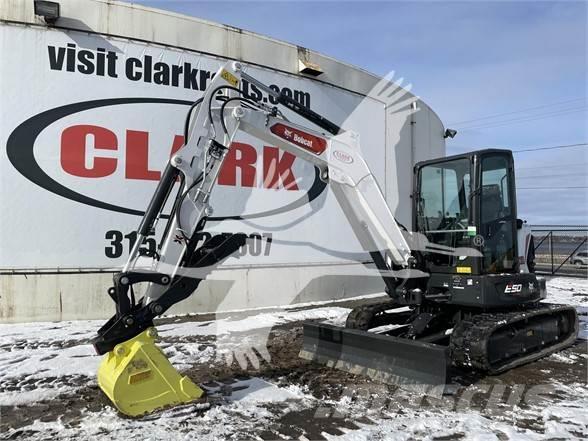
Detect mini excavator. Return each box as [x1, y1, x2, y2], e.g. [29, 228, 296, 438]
[91, 61, 578, 416]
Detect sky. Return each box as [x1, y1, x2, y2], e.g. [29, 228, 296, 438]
[135, 0, 587, 225]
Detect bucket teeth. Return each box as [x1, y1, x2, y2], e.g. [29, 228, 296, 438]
[97, 327, 204, 417]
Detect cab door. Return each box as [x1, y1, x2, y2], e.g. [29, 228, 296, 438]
[476, 152, 518, 274]
[414, 157, 473, 274]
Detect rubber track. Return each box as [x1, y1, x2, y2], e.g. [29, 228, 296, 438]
[345, 301, 402, 330]
[450, 303, 578, 374]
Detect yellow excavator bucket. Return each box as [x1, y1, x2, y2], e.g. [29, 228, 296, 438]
[97, 327, 205, 417]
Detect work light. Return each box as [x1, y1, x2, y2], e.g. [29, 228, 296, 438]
[34, 0, 60, 24]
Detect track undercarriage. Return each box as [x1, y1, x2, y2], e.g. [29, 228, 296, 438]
[301, 298, 579, 389]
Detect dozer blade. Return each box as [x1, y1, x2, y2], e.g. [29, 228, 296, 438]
[300, 322, 450, 395]
[97, 327, 205, 417]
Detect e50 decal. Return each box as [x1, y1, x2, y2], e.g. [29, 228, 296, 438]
[504, 283, 523, 294]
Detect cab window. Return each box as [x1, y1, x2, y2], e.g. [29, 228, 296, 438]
[481, 155, 516, 273]
[417, 158, 471, 266]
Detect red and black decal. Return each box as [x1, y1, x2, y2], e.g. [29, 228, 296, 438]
[270, 123, 327, 155]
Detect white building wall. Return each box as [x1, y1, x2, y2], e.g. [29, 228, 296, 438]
[0, 0, 445, 322]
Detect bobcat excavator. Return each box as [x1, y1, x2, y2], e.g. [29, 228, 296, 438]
[91, 61, 579, 416]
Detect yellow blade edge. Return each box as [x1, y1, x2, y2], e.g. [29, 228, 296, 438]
[97, 327, 205, 417]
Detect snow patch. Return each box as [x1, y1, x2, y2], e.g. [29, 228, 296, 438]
[0, 343, 100, 381]
[0, 386, 77, 406]
[228, 377, 308, 403]
[157, 306, 350, 337]
[544, 277, 588, 307]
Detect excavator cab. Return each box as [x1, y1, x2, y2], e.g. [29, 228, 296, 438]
[413, 149, 538, 307]
[414, 149, 518, 276]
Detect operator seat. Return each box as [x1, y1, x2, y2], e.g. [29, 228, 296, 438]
[481, 185, 510, 272]
[481, 185, 502, 223]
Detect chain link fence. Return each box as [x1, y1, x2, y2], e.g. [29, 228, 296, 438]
[531, 225, 588, 278]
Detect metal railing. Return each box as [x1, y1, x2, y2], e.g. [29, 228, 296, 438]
[531, 225, 588, 278]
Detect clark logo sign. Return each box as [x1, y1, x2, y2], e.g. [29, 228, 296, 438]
[6, 98, 326, 220]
